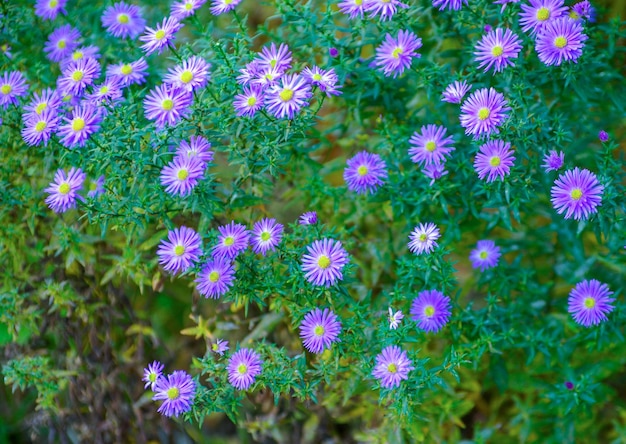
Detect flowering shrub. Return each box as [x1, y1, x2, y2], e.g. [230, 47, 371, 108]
[1, 0, 625, 442]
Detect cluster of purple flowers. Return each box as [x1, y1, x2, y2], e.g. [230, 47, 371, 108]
[44, 167, 105, 213]
[142, 362, 196, 417]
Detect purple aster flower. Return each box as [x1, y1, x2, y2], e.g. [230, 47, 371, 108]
[301, 239, 349, 287]
[408, 124, 455, 166]
[484, 25, 493, 33]
[432, 0, 468, 10]
[598, 130, 609, 142]
[23, 88, 61, 117]
[366, 0, 408, 21]
[343, 151, 388, 195]
[196, 256, 235, 298]
[299, 211, 317, 225]
[211, 339, 229, 355]
[372, 346, 414, 389]
[251, 66, 284, 89]
[474, 28, 522, 73]
[550, 167, 603, 220]
[157, 226, 203, 274]
[164, 56, 210, 92]
[571, 0, 595, 21]
[86, 77, 123, 106]
[143, 85, 192, 130]
[87, 175, 106, 198]
[142, 361, 164, 391]
[459, 87, 510, 139]
[60, 45, 101, 70]
[257, 43, 292, 72]
[0, 71, 28, 109]
[302, 66, 342, 96]
[35, 0, 68, 20]
[102, 2, 146, 39]
[542, 150, 564, 172]
[212, 222, 250, 260]
[535, 18, 587, 66]
[233, 84, 264, 117]
[57, 105, 101, 148]
[442, 80, 472, 104]
[175, 136, 214, 165]
[564, 381, 575, 390]
[388, 308, 404, 330]
[374, 30, 422, 78]
[251, 218, 284, 256]
[329, 47, 339, 58]
[172, 0, 207, 19]
[410, 290, 452, 333]
[44, 25, 81, 62]
[152, 370, 195, 417]
[338, 0, 366, 19]
[469, 239, 501, 271]
[422, 163, 449, 185]
[474, 140, 515, 182]
[1, 44, 11, 59]
[106, 58, 149, 87]
[44, 167, 86, 213]
[228, 348, 262, 390]
[494, 0, 520, 13]
[408, 222, 440, 255]
[265, 74, 312, 119]
[236, 61, 261, 86]
[568, 279, 614, 327]
[210, 0, 243, 15]
[160, 156, 205, 196]
[299, 308, 342, 354]
[58, 58, 101, 96]
[139, 17, 183, 56]
[21, 109, 59, 147]
[519, 0, 568, 35]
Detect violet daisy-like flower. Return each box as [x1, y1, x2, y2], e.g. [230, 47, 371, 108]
[374, 30, 422, 78]
[568, 279, 614, 327]
[21, 109, 59, 147]
[494, 0, 520, 13]
[44, 167, 86, 213]
[44, 25, 81, 63]
[474, 28, 522, 73]
[366, 0, 408, 21]
[152, 370, 195, 417]
[299, 211, 317, 225]
[233, 84, 265, 117]
[160, 156, 205, 196]
[344, 151, 388, 195]
[301, 239, 349, 287]
[299, 308, 342, 354]
[139, 17, 183, 56]
[107, 58, 149, 87]
[432, 0, 468, 10]
[570, 0, 595, 22]
[442, 80, 472, 104]
[23, 88, 61, 117]
[388, 308, 404, 330]
[422, 163, 449, 185]
[410, 290, 452, 333]
[550, 167, 603, 220]
[408, 222, 441, 255]
[542, 150, 564, 172]
[469, 239, 501, 271]
[157, 226, 203, 274]
[59, 45, 101, 70]
[535, 17, 588, 66]
[196, 256, 236, 298]
[143, 85, 192, 130]
[57, 105, 101, 148]
[35, 0, 68, 20]
[143, 361, 164, 391]
[58, 58, 101, 96]
[459, 88, 510, 139]
[598, 131, 609, 142]
[302, 66, 342, 96]
[172, 0, 207, 19]
[86, 78, 123, 106]
[265, 74, 312, 119]
[0, 71, 28, 109]
[251, 218, 284, 256]
[408, 124, 455, 166]
[257, 43, 292, 72]
[372, 346, 414, 389]
[102, 2, 146, 39]
[519, 0, 568, 35]
[338, 0, 366, 19]
[87, 175, 106, 198]
[210, 0, 243, 15]
[164, 56, 210, 92]
[228, 348, 262, 390]
[236, 60, 261, 86]
[474, 140, 515, 182]
[211, 339, 229, 355]
[252, 66, 284, 88]
[175, 136, 214, 165]
[212, 222, 250, 260]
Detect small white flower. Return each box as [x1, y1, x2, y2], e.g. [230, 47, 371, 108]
[388, 307, 404, 330]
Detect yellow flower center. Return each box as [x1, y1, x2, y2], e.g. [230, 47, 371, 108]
[317, 255, 331, 269]
[357, 165, 368, 176]
[72, 51, 83, 60]
[177, 168, 189, 180]
[148, 373, 157, 382]
[554, 36, 567, 49]
[491, 45, 503, 57]
[313, 73, 322, 81]
[270, 59, 277, 68]
[223, 236, 235, 246]
[211, 343, 219, 351]
[247, 96, 257, 106]
[0, 84, 11, 95]
[180, 70, 193, 83]
[419, 233, 427, 241]
[49, 0, 58, 7]
[59, 182, 71, 195]
[570, 188, 582, 200]
[424, 305, 435, 317]
[479, 251, 488, 259]
[382, 0, 390, 3]
[162, 99, 174, 110]
[314, 325, 325, 336]
[489, 156, 501, 167]
[392, 47, 403, 59]
[35, 121, 47, 132]
[536, 7, 550, 21]
[72, 117, 85, 132]
[425, 141, 436, 152]
[569, 10, 580, 19]
[100, 86, 109, 94]
[89, 182, 97, 191]
[237, 364, 247, 375]
[57, 39, 66, 49]
[166, 387, 179, 400]
[387, 363, 397, 373]
[35, 102, 47, 114]
[185, 2, 194, 9]
[71, 70, 84, 82]
[261, 231, 271, 241]
[155, 30, 166, 40]
[174, 245, 185, 256]
[225, 0, 233, 5]
[355, 0, 362, 4]
[121, 64, 133, 75]
[279, 88, 294, 102]
[209, 271, 220, 282]
[583, 297, 596, 309]
[117, 13, 129, 24]
[478, 107, 490, 120]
